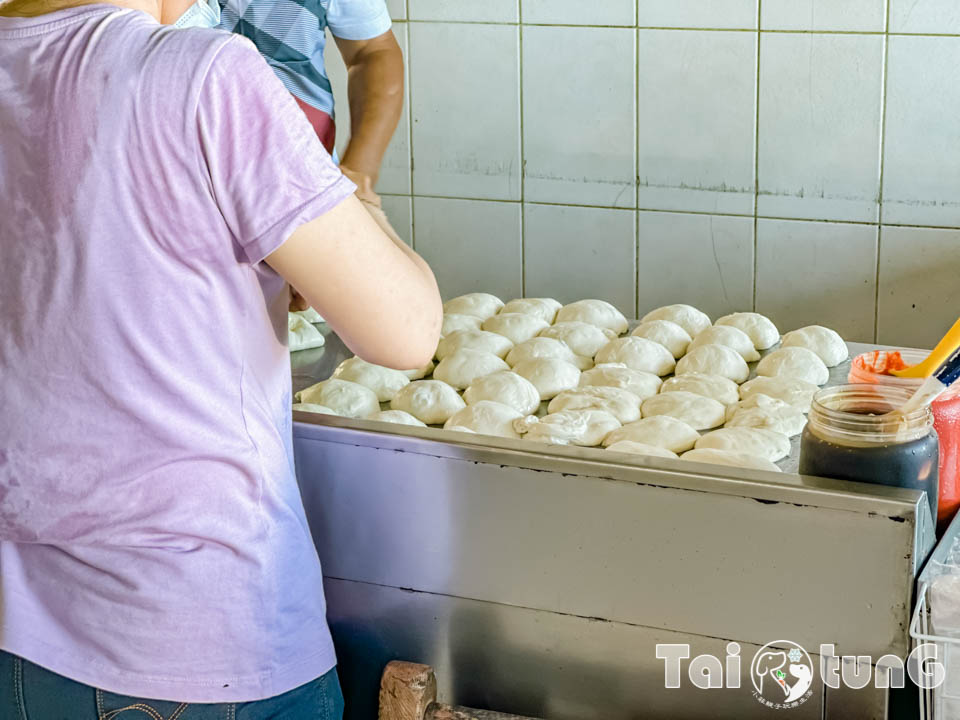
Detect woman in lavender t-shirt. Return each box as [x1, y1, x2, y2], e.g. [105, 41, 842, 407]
[0, 0, 441, 715]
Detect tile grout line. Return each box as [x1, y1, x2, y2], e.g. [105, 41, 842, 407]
[634, 23, 640, 318]
[518, 1, 526, 297]
[398, 18, 958, 37]
[379, 191, 960, 232]
[635, 1, 640, 316]
[404, 15, 416, 250]
[752, 0, 762, 313]
[874, 0, 893, 343]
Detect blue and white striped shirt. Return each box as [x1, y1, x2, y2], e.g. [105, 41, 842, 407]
[218, 0, 391, 117]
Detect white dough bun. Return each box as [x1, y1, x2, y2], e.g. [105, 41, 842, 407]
[332, 356, 411, 402]
[688, 325, 760, 362]
[578, 363, 663, 400]
[444, 401, 523, 439]
[436, 329, 514, 361]
[463, 370, 542, 416]
[630, 320, 692, 359]
[512, 357, 582, 401]
[297, 378, 380, 419]
[554, 299, 629, 334]
[367, 410, 427, 427]
[660, 373, 741, 405]
[539, 321, 617, 359]
[391, 380, 466, 425]
[756, 346, 829, 386]
[433, 349, 510, 390]
[441, 313, 483, 336]
[641, 391, 726, 431]
[548, 386, 643, 424]
[641, 304, 711, 338]
[714, 312, 780, 350]
[781, 325, 848, 367]
[482, 313, 551, 345]
[602, 415, 701, 453]
[443, 293, 504, 320]
[595, 337, 676, 376]
[694, 427, 791, 462]
[500, 297, 563, 324]
[675, 344, 750, 384]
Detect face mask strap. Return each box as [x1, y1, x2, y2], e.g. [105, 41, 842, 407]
[173, 0, 221, 29]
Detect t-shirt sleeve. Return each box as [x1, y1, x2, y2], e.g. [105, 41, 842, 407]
[196, 36, 356, 264]
[326, 0, 392, 40]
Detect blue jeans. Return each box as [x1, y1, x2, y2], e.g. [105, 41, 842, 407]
[0, 651, 344, 720]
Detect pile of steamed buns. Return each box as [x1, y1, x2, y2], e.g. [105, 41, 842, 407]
[295, 294, 849, 473]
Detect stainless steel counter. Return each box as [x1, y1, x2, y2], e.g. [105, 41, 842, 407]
[291, 327, 935, 720]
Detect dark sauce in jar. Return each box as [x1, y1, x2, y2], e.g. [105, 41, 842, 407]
[799, 386, 939, 519]
[800, 427, 938, 517]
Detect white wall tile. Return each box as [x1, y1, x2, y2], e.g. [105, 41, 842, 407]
[523, 0, 634, 26]
[637, 30, 756, 216]
[637, 0, 758, 29]
[890, 0, 960, 34]
[410, 23, 521, 200]
[756, 219, 878, 342]
[380, 194, 413, 246]
[523, 204, 636, 316]
[386, 0, 406, 21]
[757, 34, 883, 223]
[882, 37, 960, 228]
[410, 0, 518, 23]
[324, 27, 412, 194]
[413, 198, 522, 301]
[761, 0, 886, 31]
[878, 227, 960, 349]
[523, 27, 636, 208]
[636, 212, 754, 320]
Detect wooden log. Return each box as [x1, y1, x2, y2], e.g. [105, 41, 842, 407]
[426, 707, 539, 720]
[378, 661, 438, 720]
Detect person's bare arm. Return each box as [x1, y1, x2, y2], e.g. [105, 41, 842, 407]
[266, 195, 441, 370]
[334, 29, 404, 199]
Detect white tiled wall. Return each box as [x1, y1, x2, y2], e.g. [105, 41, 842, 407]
[757, 33, 884, 223]
[637, 29, 756, 215]
[325, 0, 960, 347]
[413, 197, 523, 300]
[761, 0, 886, 32]
[637, 212, 755, 317]
[523, 204, 637, 311]
[755, 219, 878, 340]
[522, 25, 636, 208]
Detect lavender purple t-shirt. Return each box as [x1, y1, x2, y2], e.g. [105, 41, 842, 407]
[0, 6, 355, 703]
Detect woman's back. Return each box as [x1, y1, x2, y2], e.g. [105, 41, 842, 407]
[0, 7, 355, 701]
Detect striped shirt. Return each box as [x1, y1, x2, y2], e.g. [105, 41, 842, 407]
[219, 0, 391, 149]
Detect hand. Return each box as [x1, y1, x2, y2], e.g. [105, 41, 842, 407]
[289, 288, 309, 312]
[339, 165, 380, 205]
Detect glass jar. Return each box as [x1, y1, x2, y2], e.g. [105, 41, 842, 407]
[850, 350, 960, 533]
[799, 384, 939, 521]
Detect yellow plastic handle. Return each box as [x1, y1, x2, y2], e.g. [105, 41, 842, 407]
[891, 317, 960, 378]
